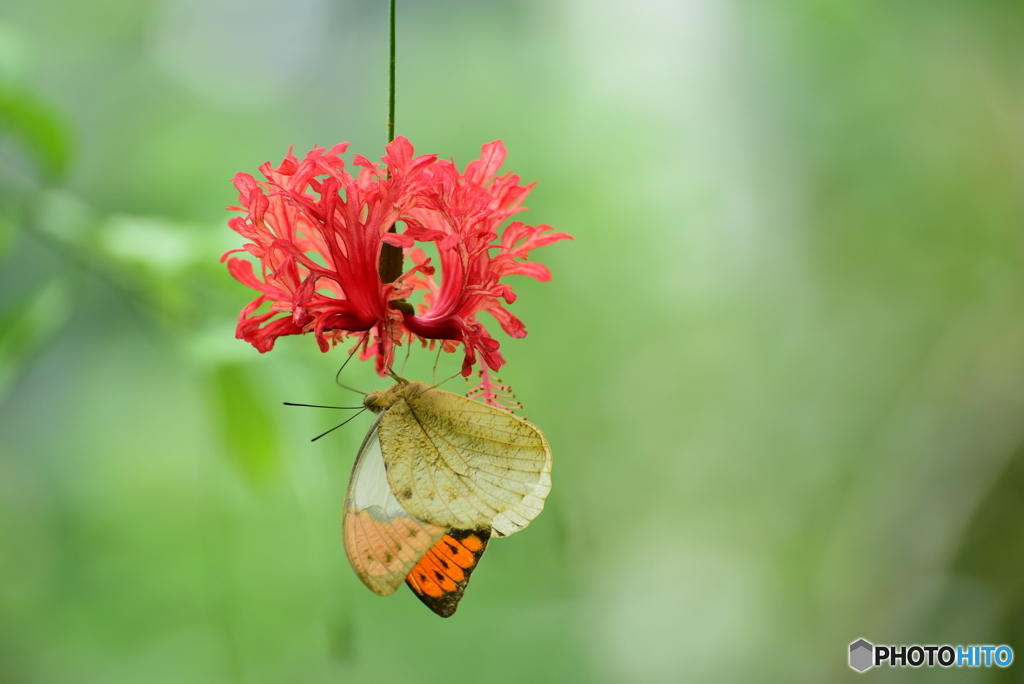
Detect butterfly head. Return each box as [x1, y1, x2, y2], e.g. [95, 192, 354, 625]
[362, 379, 431, 414]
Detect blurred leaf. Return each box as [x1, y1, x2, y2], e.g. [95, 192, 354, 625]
[0, 88, 70, 181]
[33, 189, 96, 246]
[97, 214, 207, 275]
[26, 199, 232, 329]
[208, 363, 280, 485]
[93, 213, 232, 325]
[0, 281, 70, 398]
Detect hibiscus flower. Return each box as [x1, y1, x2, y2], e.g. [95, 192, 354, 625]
[223, 137, 571, 375]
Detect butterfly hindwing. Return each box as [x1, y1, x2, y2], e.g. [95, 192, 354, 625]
[405, 527, 491, 618]
[342, 415, 447, 596]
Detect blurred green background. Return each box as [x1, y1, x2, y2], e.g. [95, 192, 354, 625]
[2, 0, 1024, 682]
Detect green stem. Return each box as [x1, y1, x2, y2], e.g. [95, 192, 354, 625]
[387, 0, 396, 144]
[379, 0, 403, 284]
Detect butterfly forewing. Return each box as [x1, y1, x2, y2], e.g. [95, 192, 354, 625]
[342, 415, 447, 596]
[377, 385, 552, 537]
[406, 528, 491, 618]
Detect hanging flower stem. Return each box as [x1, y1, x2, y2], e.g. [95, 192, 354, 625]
[379, 0, 404, 285]
[387, 0, 396, 145]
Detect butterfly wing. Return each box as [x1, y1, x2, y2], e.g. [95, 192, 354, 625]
[378, 388, 552, 538]
[342, 414, 447, 596]
[406, 528, 491, 618]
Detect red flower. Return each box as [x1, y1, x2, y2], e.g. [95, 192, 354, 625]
[223, 137, 571, 375]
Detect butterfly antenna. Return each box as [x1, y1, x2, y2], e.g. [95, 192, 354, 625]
[283, 402, 364, 409]
[310, 408, 368, 442]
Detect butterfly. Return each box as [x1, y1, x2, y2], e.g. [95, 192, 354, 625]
[342, 376, 552, 617]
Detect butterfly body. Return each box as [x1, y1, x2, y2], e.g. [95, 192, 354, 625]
[343, 378, 551, 616]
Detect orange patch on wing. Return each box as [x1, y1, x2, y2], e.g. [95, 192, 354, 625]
[460, 534, 484, 553]
[405, 528, 491, 617]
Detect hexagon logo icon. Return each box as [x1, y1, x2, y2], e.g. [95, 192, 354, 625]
[849, 639, 874, 672]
